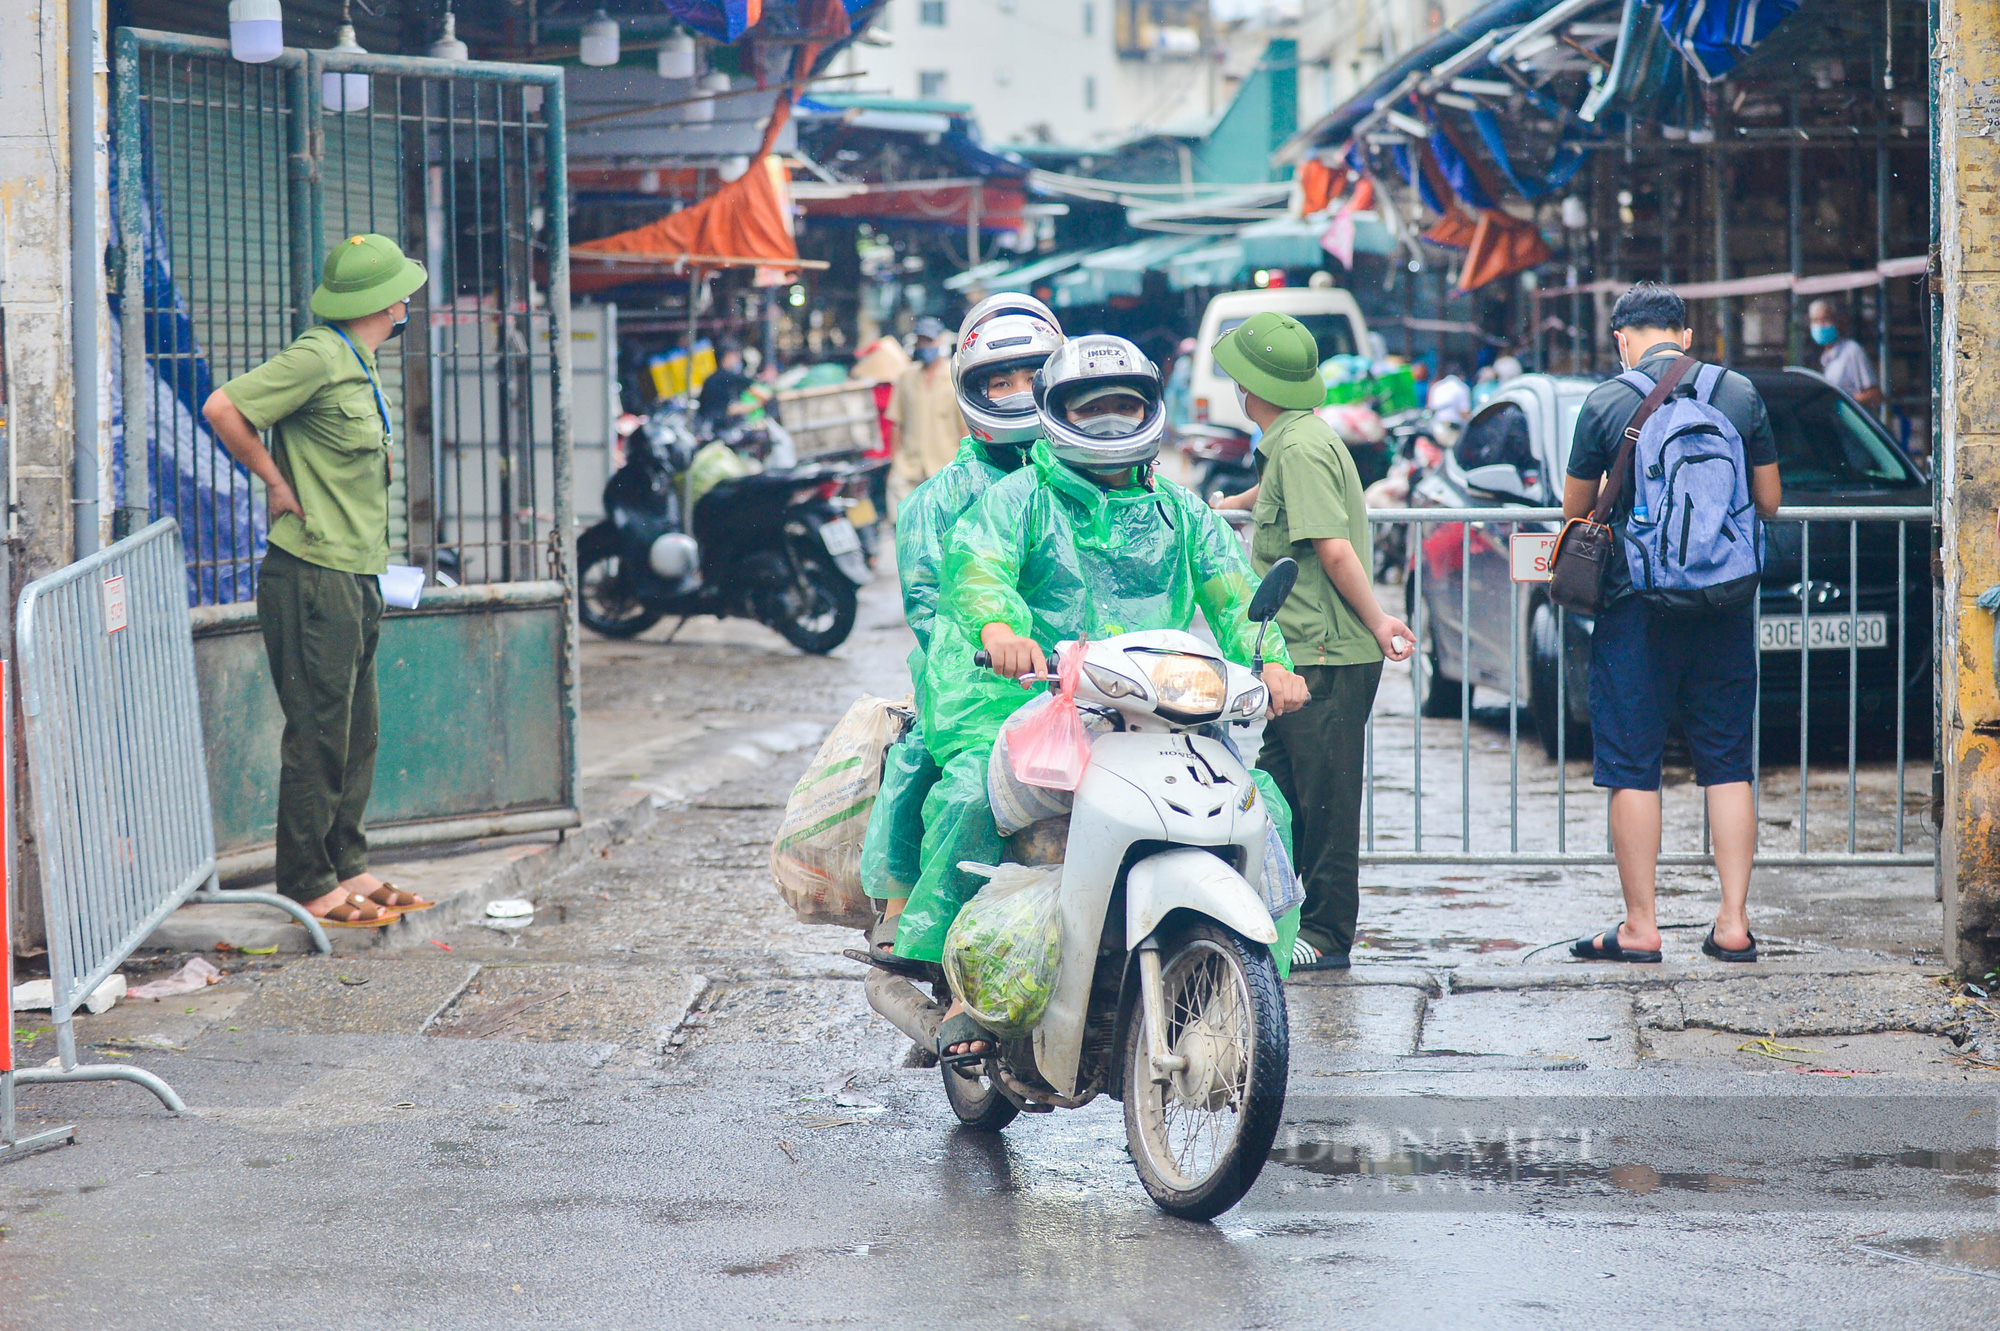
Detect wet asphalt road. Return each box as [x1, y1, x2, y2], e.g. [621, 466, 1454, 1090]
[4, 540, 1994, 1328]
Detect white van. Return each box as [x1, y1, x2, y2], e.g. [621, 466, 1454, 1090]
[1187, 286, 1370, 433]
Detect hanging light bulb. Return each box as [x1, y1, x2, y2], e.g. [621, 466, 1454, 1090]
[322, 9, 370, 113]
[429, 10, 469, 62]
[686, 71, 726, 123]
[228, 0, 284, 64]
[657, 27, 697, 80]
[579, 10, 620, 67]
[718, 155, 750, 182]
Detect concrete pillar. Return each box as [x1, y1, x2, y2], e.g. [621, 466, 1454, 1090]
[1938, 0, 2000, 971]
[0, 0, 79, 952]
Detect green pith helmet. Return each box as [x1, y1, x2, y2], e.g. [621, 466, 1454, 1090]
[310, 233, 427, 321]
[1212, 311, 1325, 411]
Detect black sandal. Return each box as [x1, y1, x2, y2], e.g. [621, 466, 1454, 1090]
[1701, 927, 1758, 963]
[1569, 923, 1662, 964]
[936, 1012, 997, 1071]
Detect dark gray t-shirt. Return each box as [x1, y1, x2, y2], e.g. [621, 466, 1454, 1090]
[1565, 345, 1778, 607]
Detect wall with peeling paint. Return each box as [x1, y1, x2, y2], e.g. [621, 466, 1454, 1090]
[0, 0, 76, 952]
[1939, 0, 2000, 971]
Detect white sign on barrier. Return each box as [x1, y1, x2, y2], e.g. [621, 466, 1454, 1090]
[1510, 532, 1557, 582]
[102, 575, 127, 634]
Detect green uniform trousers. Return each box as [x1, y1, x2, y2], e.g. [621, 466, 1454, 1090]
[1255, 660, 1383, 957]
[256, 544, 384, 903]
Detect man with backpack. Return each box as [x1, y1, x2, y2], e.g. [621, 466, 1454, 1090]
[1561, 283, 1782, 965]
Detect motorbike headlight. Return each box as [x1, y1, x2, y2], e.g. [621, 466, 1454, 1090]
[1084, 662, 1146, 699]
[1231, 683, 1268, 717]
[1141, 652, 1227, 720]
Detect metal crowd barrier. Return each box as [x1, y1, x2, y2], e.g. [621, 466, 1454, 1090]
[1361, 504, 1934, 868]
[12, 521, 328, 1118]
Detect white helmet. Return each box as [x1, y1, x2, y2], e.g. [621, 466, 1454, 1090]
[952, 292, 1064, 446]
[1033, 334, 1165, 471]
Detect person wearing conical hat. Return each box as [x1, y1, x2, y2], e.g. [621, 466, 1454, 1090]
[202, 234, 432, 928]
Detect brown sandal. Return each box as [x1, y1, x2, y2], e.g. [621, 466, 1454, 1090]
[314, 892, 399, 929]
[365, 883, 434, 912]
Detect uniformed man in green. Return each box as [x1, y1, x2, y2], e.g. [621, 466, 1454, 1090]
[201, 233, 432, 927]
[1212, 312, 1414, 970]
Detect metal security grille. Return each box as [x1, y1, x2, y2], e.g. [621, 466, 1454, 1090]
[112, 29, 572, 605]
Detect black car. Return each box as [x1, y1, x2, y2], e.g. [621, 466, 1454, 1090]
[1407, 368, 1931, 757]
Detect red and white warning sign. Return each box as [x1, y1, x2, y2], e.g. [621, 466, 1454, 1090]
[1510, 532, 1558, 583]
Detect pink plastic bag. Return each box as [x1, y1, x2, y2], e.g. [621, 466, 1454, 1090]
[1006, 641, 1092, 791]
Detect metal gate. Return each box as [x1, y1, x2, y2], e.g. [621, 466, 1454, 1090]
[111, 27, 573, 601]
[1360, 505, 1934, 869]
[109, 29, 580, 866]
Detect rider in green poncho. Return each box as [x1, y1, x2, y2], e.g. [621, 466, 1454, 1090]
[858, 295, 1066, 968]
[897, 335, 1313, 1064]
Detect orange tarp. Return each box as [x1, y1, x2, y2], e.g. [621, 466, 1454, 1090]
[572, 155, 799, 293]
[1456, 208, 1552, 293]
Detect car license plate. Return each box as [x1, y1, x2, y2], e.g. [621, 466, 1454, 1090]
[847, 496, 879, 527]
[819, 518, 861, 556]
[1758, 612, 1888, 652]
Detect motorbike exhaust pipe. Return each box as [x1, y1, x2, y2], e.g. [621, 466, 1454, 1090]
[864, 969, 947, 1050]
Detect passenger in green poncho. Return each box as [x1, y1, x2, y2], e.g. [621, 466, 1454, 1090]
[859, 294, 1067, 968]
[903, 335, 1312, 1064]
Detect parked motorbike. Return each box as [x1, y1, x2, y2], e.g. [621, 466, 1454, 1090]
[861, 560, 1301, 1221]
[1367, 408, 1448, 583]
[577, 411, 882, 653]
[1181, 423, 1257, 498]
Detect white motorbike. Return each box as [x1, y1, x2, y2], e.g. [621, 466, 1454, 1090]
[862, 560, 1300, 1221]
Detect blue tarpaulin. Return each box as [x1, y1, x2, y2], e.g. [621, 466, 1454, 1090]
[1469, 109, 1587, 199]
[1658, 0, 1801, 82]
[1427, 127, 1495, 211]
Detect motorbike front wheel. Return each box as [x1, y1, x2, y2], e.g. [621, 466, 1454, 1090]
[578, 550, 666, 640]
[1122, 920, 1288, 1221]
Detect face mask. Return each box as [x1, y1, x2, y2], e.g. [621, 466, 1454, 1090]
[990, 390, 1035, 414]
[916, 344, 941, 365]
[385, 314, 408, 341]
[1234, 382, 1250, 414]
[1811, 324, 1839, 347]
[1075, 412, 1143, 438]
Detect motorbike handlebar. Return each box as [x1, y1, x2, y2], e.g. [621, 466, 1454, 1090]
[972, 647, 1059, 682]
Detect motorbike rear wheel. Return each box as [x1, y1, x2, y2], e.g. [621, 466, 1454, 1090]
[941, 1060, 1022, 1131]
[1122, 920, 1288, 1221]
[754, 548, 857, 654]
[579, 550, 666, 640]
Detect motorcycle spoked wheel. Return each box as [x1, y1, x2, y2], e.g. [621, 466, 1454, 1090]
[1122, 920, 1288, 1221]
[578, 550, 666, 640]
[749, 548, 858, 654]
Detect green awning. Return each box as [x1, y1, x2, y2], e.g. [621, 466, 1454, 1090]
[1167, 241, 1248, 291]
[944, 248, 1089, 293]
[1237, 215, 1396, 269]
[1049, 234, 1208, 308]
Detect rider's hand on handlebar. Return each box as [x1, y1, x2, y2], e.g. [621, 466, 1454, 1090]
[1261, 663, 1310, 718]
[980, 623, 1045, 687]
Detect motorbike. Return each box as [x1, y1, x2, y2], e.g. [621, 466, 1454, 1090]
[1367, 408, 1449, 583]
[577, 409, 883, 653]
[861, 560, 1301, 1221]
[1180, 423, 1257, 499]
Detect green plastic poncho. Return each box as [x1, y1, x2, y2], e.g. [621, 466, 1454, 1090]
[894, 441, 1296, 963]
[859, 438, 1024, 901]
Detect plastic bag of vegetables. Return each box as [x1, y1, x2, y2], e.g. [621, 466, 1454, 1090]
[941, 862, 1064, 1040]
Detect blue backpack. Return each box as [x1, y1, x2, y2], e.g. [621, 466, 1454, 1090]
[1617, 361, 1762, 613]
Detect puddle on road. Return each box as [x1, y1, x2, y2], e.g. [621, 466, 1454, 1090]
[1864, 1232, 2000, 1274]
[1354, 927, 1527, 957]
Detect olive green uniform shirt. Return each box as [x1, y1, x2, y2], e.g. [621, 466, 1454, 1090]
[222, 325, 391, 575]
[1249, 409, 1383, 668]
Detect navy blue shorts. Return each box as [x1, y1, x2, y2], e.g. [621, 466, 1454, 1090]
[1587, 597, 1757, 791]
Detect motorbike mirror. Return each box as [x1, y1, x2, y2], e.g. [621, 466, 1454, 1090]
[1249, 558, 1298, 625]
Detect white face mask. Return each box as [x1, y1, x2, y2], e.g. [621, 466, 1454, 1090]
[1234, 382, 1250, 414]
[990, 390, 1035, 414]
[1075, 412, 1144, 438]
